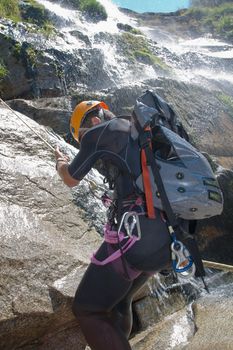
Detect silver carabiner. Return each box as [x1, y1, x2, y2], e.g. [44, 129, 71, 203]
[118, 211, 141, 240]
[117, 212, 128, 235]
[171, 240, 196, 279]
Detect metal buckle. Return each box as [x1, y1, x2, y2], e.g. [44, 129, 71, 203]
[118, 211, 141, 240]
[171, 240, 196, 279]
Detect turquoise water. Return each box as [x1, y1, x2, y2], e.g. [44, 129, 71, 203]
[113, 0, 190, 13]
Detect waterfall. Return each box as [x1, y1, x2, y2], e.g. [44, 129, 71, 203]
[35, 0, 158, 85]
[20, 0, 233, 91]
[139, 24, 233, 88]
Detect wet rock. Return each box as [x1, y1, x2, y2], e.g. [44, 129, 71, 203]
[0, 21, 118, 99]
[133, 275, 200, 332]
[196, 169, 233, 265]
[134, 286, 187, 330]
[131, 272, 233, 349]
[0, 106, 104, 349]
[0, 33, 67, 99]
[19, 0, 51, 27]
[7, 97, 72, 135]
[185, 293, 233, 350]
[69, 30, 91, 46]
[131, 306, 196, 350]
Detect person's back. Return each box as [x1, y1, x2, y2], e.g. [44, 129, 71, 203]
[69, 116, 142, 199]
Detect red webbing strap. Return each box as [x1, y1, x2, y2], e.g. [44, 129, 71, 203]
[141, 147, 155, 219]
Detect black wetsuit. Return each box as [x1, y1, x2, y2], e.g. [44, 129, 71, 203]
[68, 117, 171, 350]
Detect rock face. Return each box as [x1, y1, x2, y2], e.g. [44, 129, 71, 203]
[0, 106, 103, 349]
[0, 21, 117, 100]
[6, 78, 233, 167]
[7, 97, 72, 135]
[131, 272, 233, 350]
[1, 104, 233, 350]
[1, 1, 233, 348]
[196, 169, 233, 264]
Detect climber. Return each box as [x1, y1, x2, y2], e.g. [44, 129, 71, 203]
[55, 100, 171, 350]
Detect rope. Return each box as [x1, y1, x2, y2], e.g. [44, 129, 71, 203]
[203, 260, 233, 272]
[0, 97, 105, 200]
[0, 98, 55, 152]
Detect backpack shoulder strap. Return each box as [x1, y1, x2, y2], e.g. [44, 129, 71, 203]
[139, 125, 178, 227]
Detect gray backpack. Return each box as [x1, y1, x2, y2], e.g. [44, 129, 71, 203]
[131, 90, 223, 220]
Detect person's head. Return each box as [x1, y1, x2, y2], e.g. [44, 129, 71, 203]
[70, 100, 114, 142]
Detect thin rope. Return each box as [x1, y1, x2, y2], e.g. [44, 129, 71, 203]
[0, 98, 55, 151]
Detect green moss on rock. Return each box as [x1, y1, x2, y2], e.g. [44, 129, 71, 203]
[0, 59, 8, 80]
[185, 2, 233, 41]
[0, 0, 55, 36]
[66, 0, 107, 21]
[218, 93, 233, 115]
[20, 0, 52, 27]
[117, 23, 142, 35]
[0, 0, 21, 22]
[119, 33, 169, 70]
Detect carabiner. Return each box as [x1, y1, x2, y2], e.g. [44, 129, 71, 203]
[124, 211, 141, 239]
[171, 240, 196, 279]
[118, 211, 141, 240]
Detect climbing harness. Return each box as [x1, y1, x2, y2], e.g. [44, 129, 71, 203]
[91, 211, 141, 266]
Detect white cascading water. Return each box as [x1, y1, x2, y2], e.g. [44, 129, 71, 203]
[37, 0, 132, 35]
[36, 0, 159, 84]
[7, 0, 233, 89]
[140, 24, 233, 86]
[35, 0, 233, 89]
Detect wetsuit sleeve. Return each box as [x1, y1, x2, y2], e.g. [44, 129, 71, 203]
[68, 131, 98, 181]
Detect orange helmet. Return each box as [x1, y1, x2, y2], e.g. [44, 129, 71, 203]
[70, 100, 109, 142]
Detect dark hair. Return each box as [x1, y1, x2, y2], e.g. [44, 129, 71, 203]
[81, 108, 100, 129]
[81, 108, 116, 128]
[79, 109, 116, 141]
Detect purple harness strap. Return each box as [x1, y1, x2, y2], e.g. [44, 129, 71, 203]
[91, 223, 140, 266]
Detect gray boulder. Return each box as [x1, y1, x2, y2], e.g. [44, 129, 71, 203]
[0, 105, 103, 349]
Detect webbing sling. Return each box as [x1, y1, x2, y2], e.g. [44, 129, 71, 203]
[139, 126, 205, 278]
[141, 146, 155, 219]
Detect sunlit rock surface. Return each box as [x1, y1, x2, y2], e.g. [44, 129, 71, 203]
[0, 106, 103, 349]
[131, 272, 233, 350]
